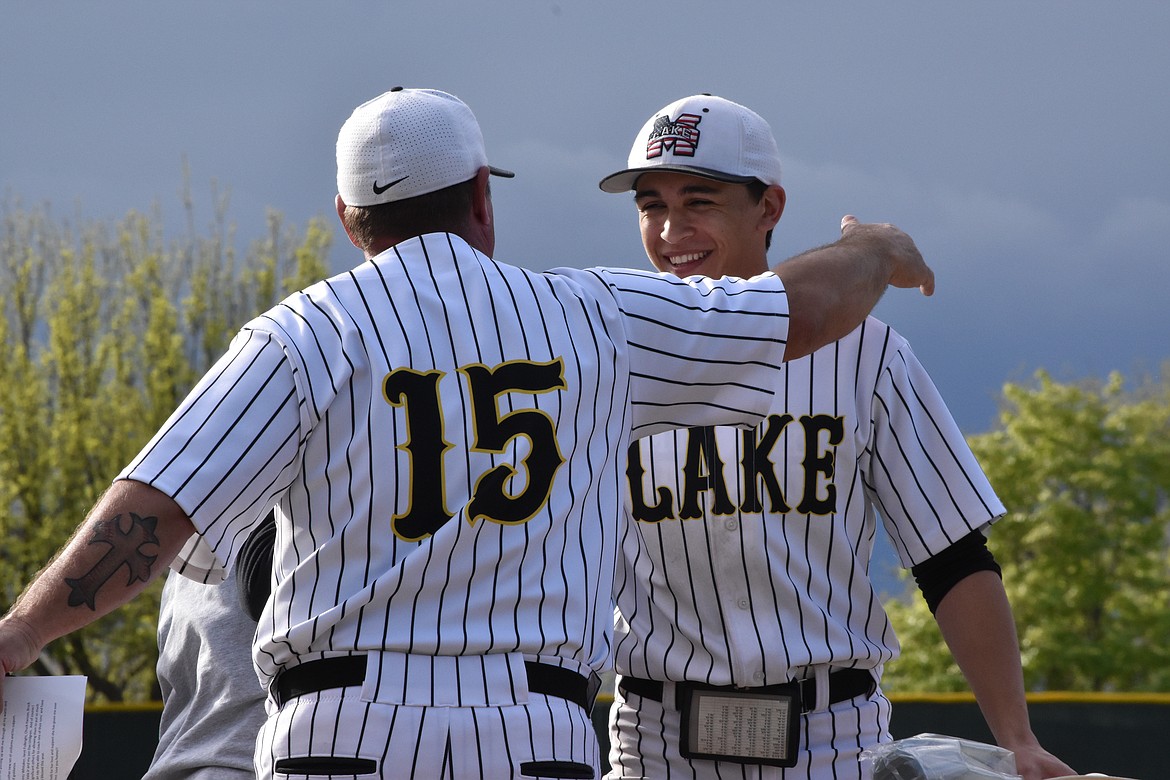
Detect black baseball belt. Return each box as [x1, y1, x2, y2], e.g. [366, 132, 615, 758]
[617, 668, 875, 714]
[273, 655, 601, 712]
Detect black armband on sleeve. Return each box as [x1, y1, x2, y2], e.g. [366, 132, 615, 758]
[911, 530, 1001, 615]
[235, 510, 277, 622]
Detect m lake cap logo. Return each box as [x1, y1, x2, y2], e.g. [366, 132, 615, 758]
[646, 111, 703, 160]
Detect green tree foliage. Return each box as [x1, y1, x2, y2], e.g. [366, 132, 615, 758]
[0, 198, 331, 702]
[884, 368, 1170, 692]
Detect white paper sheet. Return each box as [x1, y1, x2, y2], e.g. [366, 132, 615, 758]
[1, 676, 86, 780]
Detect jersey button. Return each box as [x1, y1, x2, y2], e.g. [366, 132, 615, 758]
[736, 598, 750, 610]
[725, 519, 739, 531]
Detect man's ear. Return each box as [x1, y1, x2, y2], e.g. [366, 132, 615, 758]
[467, 167, 496, 256]
[335, 194, 363, 250]
[761, 185, 786, 229]
[471, 167, 492, 228]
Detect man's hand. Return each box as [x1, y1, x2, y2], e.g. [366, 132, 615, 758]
[1006, 740, 1078, 780]
[0, 615, 45, 708]
[840, 215, 935, 297]
[773, 215, 936, 361]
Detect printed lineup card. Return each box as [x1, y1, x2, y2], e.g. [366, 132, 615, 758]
[692, 693, 790, 759]
[0, 676, 86, 780]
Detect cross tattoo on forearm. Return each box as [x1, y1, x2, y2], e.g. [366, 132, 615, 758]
[64, 513, 160, 610]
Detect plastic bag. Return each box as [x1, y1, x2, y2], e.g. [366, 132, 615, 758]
[863, 733, 1022, 780]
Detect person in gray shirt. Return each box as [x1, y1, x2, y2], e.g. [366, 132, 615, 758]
[143, 515, 274, 780]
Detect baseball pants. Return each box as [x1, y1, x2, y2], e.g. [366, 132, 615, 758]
[256, 653, 601, 780]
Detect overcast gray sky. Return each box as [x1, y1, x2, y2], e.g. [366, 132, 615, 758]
[3, 1, 1167, 432]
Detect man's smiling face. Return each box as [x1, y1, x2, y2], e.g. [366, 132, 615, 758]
[634, 171, 781, 280]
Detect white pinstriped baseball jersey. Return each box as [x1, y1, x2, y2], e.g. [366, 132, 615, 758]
[608, 316, 1004, 778]
[119, 232, 794, 694]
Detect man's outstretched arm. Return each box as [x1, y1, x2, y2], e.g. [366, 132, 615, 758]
[773, 215, 935, 361]
[0, 479, 196, 703]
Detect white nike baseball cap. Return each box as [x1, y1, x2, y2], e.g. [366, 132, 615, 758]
[599, 94, 782, 193]
[337, 87, 514, 207]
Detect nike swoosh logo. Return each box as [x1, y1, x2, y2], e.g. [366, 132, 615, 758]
[372, 176, 408, 195]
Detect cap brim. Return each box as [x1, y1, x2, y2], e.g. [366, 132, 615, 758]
[598, 165, 758, 193]
[489, 165, 515, 179]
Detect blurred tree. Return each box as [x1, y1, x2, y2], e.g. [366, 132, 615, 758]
[884, 368, 1170, 692]
[0, 197, 331, 702]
